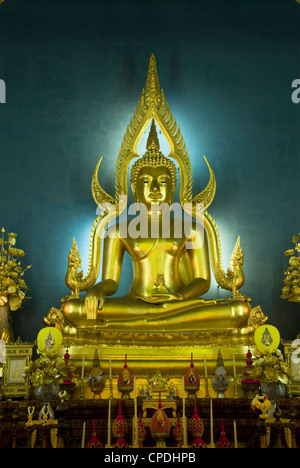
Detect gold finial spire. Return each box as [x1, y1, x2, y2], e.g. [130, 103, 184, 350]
[145, 54, 161, 107]
[146, 119, 160, 152]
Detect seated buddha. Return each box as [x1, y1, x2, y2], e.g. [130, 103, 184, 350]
[44, 55, 267, 338]
[54, 125, 252, 335]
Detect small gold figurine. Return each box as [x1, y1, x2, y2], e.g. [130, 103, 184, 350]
[250, 392, 271, 420]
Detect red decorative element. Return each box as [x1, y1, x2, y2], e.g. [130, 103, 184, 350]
[137, 412, 147, 442]
[172, 412, 184, 442]
[191, 436, 207, 448]
[184, 353, 200, 388]
[112, 399, 129, 448]
[188, 399, 204, 437]
[113, 436, 129, 448]
[241, 349, 260, 384]
[150, 392, 171, 434]
[112, 400, 128, 438]
[117, 354, 134, 387]
[216, 419, 231, 448]
[190, 353, 194, 368]
[88, 419, 103, 448]
[62, 349, 76, 386]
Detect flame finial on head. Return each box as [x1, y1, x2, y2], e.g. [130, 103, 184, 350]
[145, 54, 161, 107]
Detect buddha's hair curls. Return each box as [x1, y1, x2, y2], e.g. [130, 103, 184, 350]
[130, 152, 177, 191]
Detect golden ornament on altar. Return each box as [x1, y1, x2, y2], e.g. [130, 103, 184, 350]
[88, 349, 106, 399]
[37, 327, 63, 354]
[250, 393, 271, 420]
[281, 234, 300, 303]
[254, 325, 280, 355]
[150, 393, 170, 448]
[184, 353, 200, 397]
[0, 228, 31, 342]
[117, 354, 134, 399]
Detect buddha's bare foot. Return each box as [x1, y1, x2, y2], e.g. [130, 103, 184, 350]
[44, 307, 78, 336]
[239, 325, 255, 336]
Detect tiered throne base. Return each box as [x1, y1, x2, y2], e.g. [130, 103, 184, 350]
[61, 327, 257, 400]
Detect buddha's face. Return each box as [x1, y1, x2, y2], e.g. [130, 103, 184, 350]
[134, 165, 175, 210]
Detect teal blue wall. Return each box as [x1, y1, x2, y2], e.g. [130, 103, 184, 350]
[0, 0, 299, 342]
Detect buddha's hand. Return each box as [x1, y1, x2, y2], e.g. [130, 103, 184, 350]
[138, 293, 183, 304]
[84, 284, 105, 320]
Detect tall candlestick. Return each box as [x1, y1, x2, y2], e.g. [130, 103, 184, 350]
[107, 397, 111, 448]
[233, 420, 238, 448]
[109, 355, 112, 397]
[209, 398, 215, 448]
[182, 377, 187, 447]
[233, 355, 236, 379]
[204, 355, 208, 379]
[81, 421, 86, 448]
[204, 355, 209, 398]
[80, 356, 85, 399]
[81, 356, 85, 380]
[134, 376, 138, 447]
[233, 354, 238, 398]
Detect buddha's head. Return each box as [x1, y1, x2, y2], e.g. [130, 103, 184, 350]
[130, 121, 177, 210]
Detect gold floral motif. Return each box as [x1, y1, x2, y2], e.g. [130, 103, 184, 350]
[23, 349, 75, 387]
[281, 234, 300, 302]
[250, 349, 293, 385]
[0, 228, 31, 311]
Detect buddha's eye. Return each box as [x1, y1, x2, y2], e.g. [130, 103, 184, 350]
[139, 176, 151, 185]
[158, 176, 169, 184]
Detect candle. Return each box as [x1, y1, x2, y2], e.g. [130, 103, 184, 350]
[81, 356, 85, 380]
[81, 421, 86, 448]
[182, 377, 187, 447]
[204, 355, 208, 379]
[233, 355, 236, 380]
[210, 398, 214, 445]
[108, 397, 111, 447]
[233, 420, 238, 448]
[109, 355, 112, 396]
[134, 376, 138, 447]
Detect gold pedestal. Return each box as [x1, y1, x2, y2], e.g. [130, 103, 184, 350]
[63, 329, 256, 400]
[151, 432, 170, 448]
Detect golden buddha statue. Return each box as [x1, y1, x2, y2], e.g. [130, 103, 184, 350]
[44, 55, 267, 368]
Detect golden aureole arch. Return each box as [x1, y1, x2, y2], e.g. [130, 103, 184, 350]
[44, 55, 268, 383]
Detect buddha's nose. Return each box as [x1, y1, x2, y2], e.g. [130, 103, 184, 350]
[150, 178, 160, 192]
